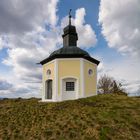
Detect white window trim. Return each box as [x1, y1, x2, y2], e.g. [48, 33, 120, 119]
[60, 76, 79, 101]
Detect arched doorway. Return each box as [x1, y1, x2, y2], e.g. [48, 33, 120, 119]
[61, 77, 78, 100]
[45, 80, 52, 99]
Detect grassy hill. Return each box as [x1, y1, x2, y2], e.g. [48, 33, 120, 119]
[0, 94, 140, 140]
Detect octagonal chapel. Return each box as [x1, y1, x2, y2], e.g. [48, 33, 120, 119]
[39, 12, 100, 102]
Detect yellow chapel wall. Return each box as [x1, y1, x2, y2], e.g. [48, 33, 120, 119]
[42, 59, 97, 99]
[58, 59, 81, 96]
[84, 60, 97, 96]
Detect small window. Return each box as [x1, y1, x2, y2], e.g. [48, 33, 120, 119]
[66, 82, 75, 91]
[47, 69, 51, 75]
[88, 69, 93, 75]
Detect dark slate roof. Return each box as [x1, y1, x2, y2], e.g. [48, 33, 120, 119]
[39, 46, 100, 65]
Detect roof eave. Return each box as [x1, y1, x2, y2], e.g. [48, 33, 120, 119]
[39, 55, 100, 65]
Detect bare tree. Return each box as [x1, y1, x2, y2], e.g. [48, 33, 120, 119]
[98, 74, 114, 94]
[98, 74, 125, 95]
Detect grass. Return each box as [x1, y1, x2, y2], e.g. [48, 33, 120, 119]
[0, 94, 140, 140]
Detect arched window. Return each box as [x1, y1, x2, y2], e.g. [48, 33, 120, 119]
[88, 69, 93, 76]
[47, 69, 51, 75]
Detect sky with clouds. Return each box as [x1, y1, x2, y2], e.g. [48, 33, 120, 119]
[0, 0, 140, 98]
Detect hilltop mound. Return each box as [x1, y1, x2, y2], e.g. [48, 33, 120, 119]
[0, 94, 140, 139]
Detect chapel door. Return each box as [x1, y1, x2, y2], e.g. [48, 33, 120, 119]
[47, 80, 52, 99]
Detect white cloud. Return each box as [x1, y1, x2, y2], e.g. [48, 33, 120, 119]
[0, 37, 3, 50]
[98, 0, 140, 96]
[0, 78, 13, 90]
[99, 0, 140, 57]
[0, 35, 9, 50]
[97, 62, 104, 73]
[0, 0, 58, 34]
[75, 8, 97, 48]
[0, 0, 60, 98]
[61, 8, 97, 48]
[2, 26, 61, 98]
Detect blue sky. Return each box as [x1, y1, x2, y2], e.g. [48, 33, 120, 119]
[0, 0, 140, 98]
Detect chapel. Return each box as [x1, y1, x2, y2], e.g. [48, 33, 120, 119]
[39, 11, 100, 102]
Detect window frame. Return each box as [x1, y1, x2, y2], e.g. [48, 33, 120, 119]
[66, 82, 75, 91]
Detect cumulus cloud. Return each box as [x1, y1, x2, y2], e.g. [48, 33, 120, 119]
[3, 26, 61, 84]
[98, 0, 140, 96]
[99, 0, 140, 57]
[0, 83, 41, 98]
[0, 0, 58, 34]
[0, 37, 4, 50]
[61, 8, 97, 48]
[0, 79, 13, 90]
[0, 0, 60, 98]
[97, 62, 104, 73]
[0, 35, 9, 50]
